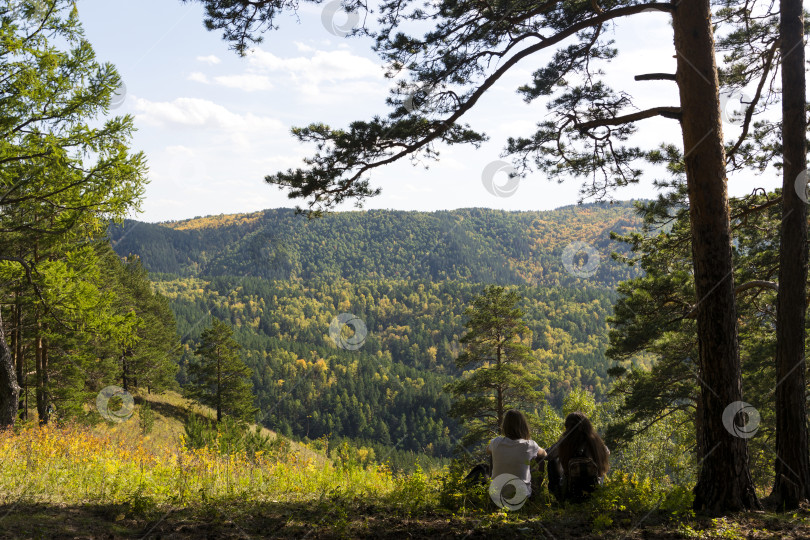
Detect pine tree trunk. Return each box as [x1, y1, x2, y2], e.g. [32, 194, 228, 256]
[35, 332, 45, 425]
[496, 342, 503, 431]
[672, 0, 760, 511]
[122, 350, 129, 392]
[0, 310, 20, 427]
[12, 298, 24, 419]
[695, 396, 705, 463]
[42, 340, 49, 422]
[772, 0, 810, 508]
[217, 350, 222, 423]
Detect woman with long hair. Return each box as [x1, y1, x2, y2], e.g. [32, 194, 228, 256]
[545, 411, 610, 502]
[486, 410, 547, 498]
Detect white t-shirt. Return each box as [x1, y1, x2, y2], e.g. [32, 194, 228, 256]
[487, 436, 542, 495]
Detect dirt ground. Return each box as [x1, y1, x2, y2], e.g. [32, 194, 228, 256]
[1, 501, 809, 539]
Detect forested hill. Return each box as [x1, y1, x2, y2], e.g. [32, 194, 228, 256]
[108, 202, 647, 465]
[109, 203, 643, 288]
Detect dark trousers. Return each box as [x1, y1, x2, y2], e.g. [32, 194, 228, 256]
[547, 458, 564, 501]
[464, 462, 491, 486]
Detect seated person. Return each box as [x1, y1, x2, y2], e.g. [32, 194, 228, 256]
[487, 409, 547, 499]
[545, 411, 610, 503]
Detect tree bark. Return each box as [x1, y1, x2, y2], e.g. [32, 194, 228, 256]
[672, 0, 760, 511]
[35, 332, 45, 425]
[122, 349, 129, 392]
[772, 0, 810, 509]
[12, 298, 25, 420]
[217, 347, 222, 423]
[496, 340, 504, 431]
[0, 310, 20, 427]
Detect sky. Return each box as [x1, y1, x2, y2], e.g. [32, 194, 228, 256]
[74, 0, 780, 223]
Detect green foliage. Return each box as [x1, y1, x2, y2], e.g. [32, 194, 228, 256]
[183, 413, 286, 459]
[154, 274, 620, 458]
[678, 518, 746, 540]
[138, 403, 156, 435]
[438, 458, 490, 512]
[0, 0, 177, 426]
[606, 190, 805, 492]
[108, 252, 181, 393]
[110, 204, 642, 288]
[332, 440, 377, 471]
[533, 403, 564, 452]
[107, 204, 648, 457]
[562, 387, 598, 420]
[389, 465, 437, 514]
[186, 318, 257, 423]
[445, 285, 543, 448]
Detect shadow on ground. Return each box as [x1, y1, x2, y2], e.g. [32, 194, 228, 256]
[133, 396, 193, 425]
[1, 499, 809, 540]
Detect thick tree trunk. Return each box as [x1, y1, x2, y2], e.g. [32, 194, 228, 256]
[672, 0, 760, 511]
[695, 396, 705, 463]
[0, 311, 20, 427]
[772, 0, 810, 509]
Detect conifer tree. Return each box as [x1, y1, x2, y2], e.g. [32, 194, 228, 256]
[0, 0, 146, 425]
[187, 318, 257, 423]
[445, 286, 542, 447]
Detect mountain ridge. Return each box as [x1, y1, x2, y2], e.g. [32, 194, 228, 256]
[110, 202, 645, 288]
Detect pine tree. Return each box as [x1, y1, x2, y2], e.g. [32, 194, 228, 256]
[109, 252, 180, 394]
[0, 0, 146, 425]
[445, 286, 542, 448]
[187, 318, 257, 423]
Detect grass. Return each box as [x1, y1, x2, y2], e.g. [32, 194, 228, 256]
[99, 390, 324, 465]
[1, 394, 809, 538]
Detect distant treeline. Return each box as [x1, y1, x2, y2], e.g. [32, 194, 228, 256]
[110, 204, 643, 288]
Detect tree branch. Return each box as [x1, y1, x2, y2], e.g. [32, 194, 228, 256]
[634, 73, 677, 81]
[577, 106, 682, 130]
[735, 280, 778, 294]
[682, 280, 778, 319]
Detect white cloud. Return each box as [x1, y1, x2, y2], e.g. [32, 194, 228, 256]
[294, 41, 316, 52]
[213, 74, 274, 92]
[188, 71, 273, 92]
[196, 55, 221, 65]
[187, 72, 209, 84]
[247, 48, 384, 84]
[133, 97, 285, 133]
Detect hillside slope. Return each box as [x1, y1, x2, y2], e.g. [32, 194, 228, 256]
[108, 204, 647, 462]
[110, 203, 643, 288]
[92, 390, 323, 465]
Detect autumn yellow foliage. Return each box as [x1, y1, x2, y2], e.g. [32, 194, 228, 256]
[0, 423, 396, 507]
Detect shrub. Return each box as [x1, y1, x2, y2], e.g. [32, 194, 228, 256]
[439, 458, 490, 512]
[182, 414, 287, 460]
[139, 403, 156, 435]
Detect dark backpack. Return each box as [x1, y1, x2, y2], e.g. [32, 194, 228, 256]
[564, 446, 600, 502]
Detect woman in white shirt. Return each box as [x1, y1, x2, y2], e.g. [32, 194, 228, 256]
[487, 409, 547, 498]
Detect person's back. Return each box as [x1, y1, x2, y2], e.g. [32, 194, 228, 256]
[564, 442, 603, 502]
[545, 411, 609, 503]
[487, 410, 546, 498]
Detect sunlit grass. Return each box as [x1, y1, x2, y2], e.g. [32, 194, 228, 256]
[0, 422, 398, 508]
